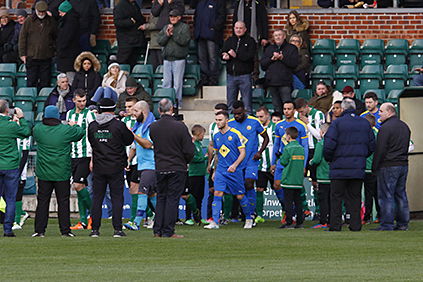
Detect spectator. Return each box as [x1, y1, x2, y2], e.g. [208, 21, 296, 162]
[340, 0, 375, 8]
[5, 9, 27, 64]
[32, 105, 85, 237]
[157, 9, 191, 109]
[289, 35, 311, 89]
[324, 98, 375, 232]
[372, 103, 411, 231]
[342, 86, 365, 115]
[193, 0, 226, 86]
[33, 0, 63, 20]
[222, 21, 256, 113]
[88, 98, 134, 238]
[411, 67, 423, 86]
[261, 29, 298, 114]
[72, 51, 102, 104]
[45, 73, 75, 120]
[309, 82, 342, 114]
[139, 13, 162, 71]
[149, 98, 195, 238]
[0, 101, 31, 237]
[19, 1, 57, 90]
[69, 0, 100, 51]
[116, 76, 153, 116]
[285, 10, 310, 49]
[113, 0, 146, 69]
[317, 0, 333, 8]
[326, 100, 343, 123]
[56, 1, 80, 84]
[101, 62, 128, 96]
[151, 0, 184, 31]
[360, 91, 381, 129]
[0, 7, 15, 63]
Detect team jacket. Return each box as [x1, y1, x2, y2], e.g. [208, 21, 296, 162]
[280, 140, 305, 189]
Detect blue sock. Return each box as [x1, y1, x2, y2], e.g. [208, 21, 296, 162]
[239, 196, 252, 220]
[246, 189, 256, 216]
[149, 195, 157, 209]
[212, 196, 223, 223]
[134, 194, 148, 226]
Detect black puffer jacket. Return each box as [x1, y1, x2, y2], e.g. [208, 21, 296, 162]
[72, 51, 102, 102]
[261, 41, 299, 87]
[113, 0, 146, 48]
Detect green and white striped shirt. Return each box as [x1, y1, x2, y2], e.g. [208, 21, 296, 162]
[66, 108, 96, 158]
[295, 107, 325, 149]
[17, 136, 31, 180]
[123, 115, 137, 166]
[258, 121, 276, 172]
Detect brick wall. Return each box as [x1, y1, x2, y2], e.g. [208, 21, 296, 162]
[98, 11, 423, 44]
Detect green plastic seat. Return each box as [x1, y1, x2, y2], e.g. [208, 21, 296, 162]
[119, 64, 131, 73]
[133, 77, 151, 89]
[188, 40, 197, 53]
[359, 65, 383, 92]
[0, 87, 14, 99]
[153, 65, 164, 79]
[364, 89, 386, 103]
[383, 64, 408, 93]
[153, 88, 176, 104]
[218, 67, 227, 86]
[408, 40, 423, 66]
[0, 95, 12, 103]
[185, 64, 201, 80]
[291, 89, 312, 100]
[0, 76, 13, 87]
[182, 77, 198, 96]
[311, 39, 336, 66]
[385, 39, 409, 66]
[153, 78, 164, 91]
[15, 87, 37, 101]
[132, 64, 153, 76]
[23, 111, 34, 125]
[334, 65, 359, 90]
[360, 39, 384, 67]
[38, 87, 54, 97]
[92, 40, 111, 56]
[252, 88, 265, 104]
[386, 89, 402, 104]
[335, 39, 360, 66]
[311, 65, 334, 89]
[144, 87, 152, 96]
[186, 53, 198, 65]
[14, 99, 34, 112]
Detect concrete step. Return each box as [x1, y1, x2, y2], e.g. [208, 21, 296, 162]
[183, 98, 226, 111]
[201, 86, 226, 100]
[180, 110, 215, 135]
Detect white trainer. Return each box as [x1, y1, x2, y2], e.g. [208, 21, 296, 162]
[244, 219, 253, 229]
[12, 223, 22, 230]
[204, 221, 219, 229]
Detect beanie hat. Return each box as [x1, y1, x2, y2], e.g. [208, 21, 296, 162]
[44, 105, 60, 119]
[35, 1, 48, 12]
[125, 76, 138, 88]
[16, 9, 28, 18]
[58, 1, 72, 13]
[98, 98, 116, 113]
[108, 62, 120, 71]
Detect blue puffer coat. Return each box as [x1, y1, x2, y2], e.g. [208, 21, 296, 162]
[323, 109, 375, 179]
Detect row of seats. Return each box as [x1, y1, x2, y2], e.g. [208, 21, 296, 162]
[312, 39, 423, 67]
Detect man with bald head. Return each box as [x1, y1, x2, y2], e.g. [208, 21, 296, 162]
[372, 103, 411, 231]
[222, 21, 256, 113]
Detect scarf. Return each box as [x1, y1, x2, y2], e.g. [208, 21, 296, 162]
[56, 87, 70, 114]
[237, 0, 257, 42]
[132, 111, 155, 136]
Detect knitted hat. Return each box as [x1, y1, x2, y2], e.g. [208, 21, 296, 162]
[58, 1, 72, 13]
[98, 98, 116, 113]
[0, 7, 9, 18]
[44, 105, 60, 119]
[108, 62, 120, 71]
[35, 1, 48, 12]
[125, 76, 138, 88]
[16, 9, 28, 18]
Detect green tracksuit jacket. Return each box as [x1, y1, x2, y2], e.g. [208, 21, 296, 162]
[280, 140, 305, 189]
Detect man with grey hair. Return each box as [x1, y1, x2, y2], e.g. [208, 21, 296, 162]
[45, 73, 74, 120]
[324, 98, 375, 232]
[0, 101, 31, 237]
[372, 103, 411, 231]
[149, 98, 194, 238]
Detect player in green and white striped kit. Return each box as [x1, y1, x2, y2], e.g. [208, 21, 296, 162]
[67, 90, 97, 230]
[12, 136, 31, 230]
[255, 107, 281, 224]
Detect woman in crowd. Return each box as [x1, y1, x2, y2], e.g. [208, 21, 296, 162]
[285, 10, 310, 49]
[289, 35, 310, 89]
[45, 73, 75, 120]
[72, 51, 102, 104]
[92, 62, 128, 103]
[0, 7, 16, 63]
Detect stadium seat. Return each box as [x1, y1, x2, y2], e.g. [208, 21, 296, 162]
[14, 99, 34, 112]
[334, 65, 359, 91]
[291, 89, 312, 100]
[119, 64, 131, 73]
[15, 87, 37, 101]
[310, 65, 334, 89]
[408, 65, 421, 85]
[92, 40, 111, 57]
[0, 64, 16, 87]
[132, 64, 153, 76]
[252, 88, 265, 110]
[153, 88, 176, 104]
[408, 39, 423, 67]
[311, 39, 336, 66]
[0, 86, 14, 99]
[144, 87, 152, 96]
[35, 87, 53, 113]
[354, 89, 362, 101]
[218, 67, 227, 86]
[383, 64, 408, 93]
[23, 111, 34, 125]
[182, 77, 198, 96]
[335, 39, 360, 66]
[386, 89, 402, 104]
[364, 89, 386, 103]
[38, 87, 53, 97]
[153, 65, 164, 80]
[153, 78, 163, 91]
[133, 77, 150, 89]
[186, 53, 198, 65]
[188, 40, 197, 54]
[385, 39, 408, 66]
[360, 39, 384, 67]
[131, 64, 153, 88]
[358, 65, 383, 92]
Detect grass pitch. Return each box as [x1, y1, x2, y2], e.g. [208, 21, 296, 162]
[2, 219, 423, 281]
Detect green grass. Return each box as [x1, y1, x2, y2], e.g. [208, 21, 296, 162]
[2, 219, 423, 281]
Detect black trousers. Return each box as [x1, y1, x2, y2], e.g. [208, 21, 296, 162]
[117, 46, 143, 70]
[154, 171, 186, 237]
[26, 58, 51, 89]
[35, 179, 71, 234]
[330, 179, 362, 231]
[306, 149, 317, 182]
[91, 171, 124, 231]
[16, 180, 26, 201]
[186, 175, 205, 220]
[363, 173, 380, 221]
[318, 183, 331, 224]
[284, 189, 304, 225]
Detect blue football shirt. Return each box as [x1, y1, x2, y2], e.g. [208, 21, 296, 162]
[360, 109, 381, 129]
[213, 128, 246, 173]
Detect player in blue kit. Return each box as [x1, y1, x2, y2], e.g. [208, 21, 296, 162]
[360, 92, 381, 129]
[271, 101, 309, 208]
[205, 111, 254, 229]
[228, 101, 269, 224]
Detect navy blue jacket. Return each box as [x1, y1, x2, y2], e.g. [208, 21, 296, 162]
[44, 86, 75, 121]
[193, 0, 226, 46]
[323, 109, 375, 179]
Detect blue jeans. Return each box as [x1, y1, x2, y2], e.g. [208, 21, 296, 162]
[377, 166, 410, 230]
[92, 87, 118, 103]
[0, 169, 20, 234]
[226, 74, 252, 113]
[163, 59, 185, 107]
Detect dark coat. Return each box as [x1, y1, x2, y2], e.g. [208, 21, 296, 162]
[115, 84, 153, 114]
[56, 10, 80, 72]
[0, 21, 15, 48]
[69, 0, 100, 34]
[113, 0, 146, 48]
[72, 51, 102, 103]
[323, 109, 376, 179]
[151, 0, 185, 30]
[193, 0, 226, 46]
[222, 34, 256, 76]
[261, 41, 299, 87]
[372, 116, 411, 172]
[294, 47, 311, 85]
[353, 97, 365, 116]
[33, 0, 64, 21]
[150, 114, 195, 172]
[44, 86, 75, 120]
[232, 0, 268, 42]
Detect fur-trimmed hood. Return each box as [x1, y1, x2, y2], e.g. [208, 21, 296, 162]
[286, 20, 310, 32]
[74, 51, 101, 72]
